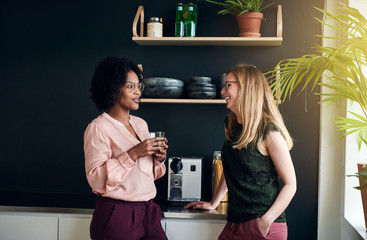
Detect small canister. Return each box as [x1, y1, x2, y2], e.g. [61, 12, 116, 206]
[147, 17, 163, 37]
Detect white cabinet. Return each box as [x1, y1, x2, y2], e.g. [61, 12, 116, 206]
[0, 213, 58, 240]
[0, 208, 225, 240]
[161, 218, 166, 231]
[57, 215, 166, 240]
[165, 218, 226, 240]
[58, 215, 92, 240]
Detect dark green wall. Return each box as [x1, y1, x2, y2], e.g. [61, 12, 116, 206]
[0, 0, 322, 239]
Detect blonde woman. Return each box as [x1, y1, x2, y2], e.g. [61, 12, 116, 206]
[185, 64, 296, 240]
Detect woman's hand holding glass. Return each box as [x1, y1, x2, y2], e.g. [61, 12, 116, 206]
[127, 136, 168, 162]
[152, 137, 168, 162]
[150, 132, 167, 162]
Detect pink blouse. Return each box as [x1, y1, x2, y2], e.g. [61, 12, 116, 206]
[84, 113, 166, 201]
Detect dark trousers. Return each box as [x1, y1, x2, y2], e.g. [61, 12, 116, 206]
[90, 197, 168, 240]
[218, 219, 287, 240]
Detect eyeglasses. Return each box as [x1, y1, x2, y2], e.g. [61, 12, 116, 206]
[125, 82, 145, 92]
[223, 81, 238, 90]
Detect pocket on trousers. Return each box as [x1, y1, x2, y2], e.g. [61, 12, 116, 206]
[104, 204, 137, 240]
[107, 203, 149, 240]
[90, 201, 116, 239]
[150, 203, 163, 228]
[253, 219, 267, 239]
[105, 205, 119, 230]
[267, 222, 288, 240]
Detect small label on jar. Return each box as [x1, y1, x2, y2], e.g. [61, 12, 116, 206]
[147, 22, 163, 37]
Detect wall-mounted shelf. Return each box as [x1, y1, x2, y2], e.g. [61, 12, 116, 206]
[132, 5, 283, 103]
[132, 37, 283, 46]
[132, 5, 283, 46]
[141, 98, 226, 104]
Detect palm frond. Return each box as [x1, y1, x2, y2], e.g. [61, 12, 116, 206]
[265, 4, 367, 158]
[347, 170, 367, 190]
[204, 0, 274, 15]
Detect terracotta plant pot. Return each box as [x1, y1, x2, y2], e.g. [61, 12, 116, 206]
[236, 12, 263, 37]
[358, 163, 367, 229]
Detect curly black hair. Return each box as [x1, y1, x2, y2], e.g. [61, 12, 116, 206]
[90, 57, 143, 111]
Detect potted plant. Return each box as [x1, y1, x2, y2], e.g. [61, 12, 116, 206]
[204, 0, 274, 37]
[266, 4, 367, 227]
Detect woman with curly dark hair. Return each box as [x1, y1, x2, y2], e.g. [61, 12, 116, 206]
[84, 56, 168, 240]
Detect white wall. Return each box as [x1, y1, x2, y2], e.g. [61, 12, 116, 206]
[318, 0, 347, 239]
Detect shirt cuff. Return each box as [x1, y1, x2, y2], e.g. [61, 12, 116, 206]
[153, 157, 166, 166]
[117, 152, 136, 169]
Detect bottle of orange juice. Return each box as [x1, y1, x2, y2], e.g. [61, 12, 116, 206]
[212, 151, 228, 203]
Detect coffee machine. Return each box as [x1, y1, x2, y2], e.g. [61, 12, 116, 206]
[167, 157, 202, 202]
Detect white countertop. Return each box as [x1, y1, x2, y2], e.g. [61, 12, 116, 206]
[0, 203, 227, 220]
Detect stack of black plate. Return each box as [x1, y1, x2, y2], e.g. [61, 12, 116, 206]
[143, 77, 184, 98]
[219, 73, 226, 99]
[186, 76, 217, 99]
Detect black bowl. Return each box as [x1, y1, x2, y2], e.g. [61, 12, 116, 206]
[186, 85, 216, 92]
[191, 76, 212, 84]
[143, 77, 184, 88]
[188, 91, 217, 99]
[143, 86, 184, 98]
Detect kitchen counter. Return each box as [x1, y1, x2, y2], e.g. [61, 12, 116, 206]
[161, 202, 227, 220]
[0, 205, 94, 215]
[0, 202, 228, 220]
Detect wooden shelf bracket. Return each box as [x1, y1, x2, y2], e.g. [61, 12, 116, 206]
[132, 5, 144, 37]
[277, 5, 283, 38]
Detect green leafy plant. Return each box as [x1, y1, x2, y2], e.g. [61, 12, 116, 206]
[266, 5, 367, 188]
[348, 165, 367, 190]
[204, 0, 274, 15]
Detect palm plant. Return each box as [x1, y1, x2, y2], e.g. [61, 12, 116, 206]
[350, 170, 367, 190]
[266, 5, 367, 187]
[204, 0, 274, 15]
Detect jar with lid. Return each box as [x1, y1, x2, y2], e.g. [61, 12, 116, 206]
[147, 17, 163, 37]
[212, 151, 228, 203]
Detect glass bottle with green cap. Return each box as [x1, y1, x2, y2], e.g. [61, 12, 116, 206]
[184, 3, 196, 37]
[175, 3, 184, 37]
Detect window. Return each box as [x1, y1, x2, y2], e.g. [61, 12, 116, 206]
[343, 0, 367, 237]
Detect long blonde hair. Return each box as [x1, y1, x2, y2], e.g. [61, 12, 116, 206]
[225, 64, 293, 150]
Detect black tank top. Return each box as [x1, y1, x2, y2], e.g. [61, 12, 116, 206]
[222, 118, 286, 223]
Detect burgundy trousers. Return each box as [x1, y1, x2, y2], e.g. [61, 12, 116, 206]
[90, 197, 168, 240]
[218, 219, 287, 240]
